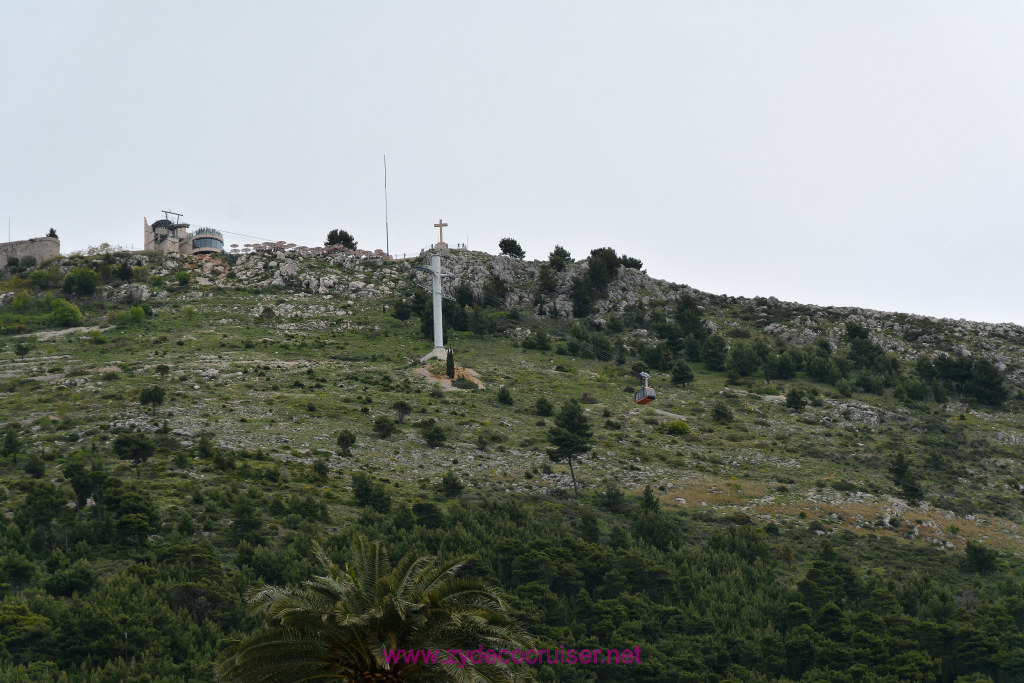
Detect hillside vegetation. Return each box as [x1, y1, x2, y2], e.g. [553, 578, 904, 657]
[1, 244, 1023, 682]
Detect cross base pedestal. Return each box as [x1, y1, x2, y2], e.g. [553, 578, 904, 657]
[421, 346, 448, 362]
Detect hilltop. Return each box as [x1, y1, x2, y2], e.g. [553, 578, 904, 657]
[1, 244, 1023, 682]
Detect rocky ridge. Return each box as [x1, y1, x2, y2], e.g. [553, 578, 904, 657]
[21, 246, 1024, 384]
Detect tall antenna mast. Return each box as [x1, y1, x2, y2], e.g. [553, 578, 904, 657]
[384, 154, 390, 258]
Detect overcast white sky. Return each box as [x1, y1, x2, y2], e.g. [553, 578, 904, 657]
[3, 2, 1022, 323]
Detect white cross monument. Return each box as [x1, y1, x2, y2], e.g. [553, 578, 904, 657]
[434, 218, 448, 248]
[415, 219, 453, 360]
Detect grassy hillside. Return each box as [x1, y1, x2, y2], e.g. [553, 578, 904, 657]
[1, 246, 1022, 682]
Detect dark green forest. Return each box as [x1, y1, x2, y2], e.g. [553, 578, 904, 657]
[2, 473, 1022, 681]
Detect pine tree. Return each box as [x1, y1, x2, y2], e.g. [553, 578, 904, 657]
[889, 452, 923, 502]
[113, 432, 155, 476]
[640, 484, 660, 513]
[672, 360, 695, 387]
[498, 237, 525, 258]
[548, 399, 593, 495]
[392, 401, 413, 424]
[336, 429, 356, 455]
[2, 427, 21, 464]
[325, 229, 357, 249]
[139, 385, 166, 415]
[548, 245, 572, 271]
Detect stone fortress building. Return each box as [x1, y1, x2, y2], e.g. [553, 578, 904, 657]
[144, 213, 224, 256]
[0, 236, 61, 270]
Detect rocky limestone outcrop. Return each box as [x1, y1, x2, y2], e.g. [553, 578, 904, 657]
[408, 248, 679, 318]
[102, 283, 154, 303]
[227, 251, 406, 297]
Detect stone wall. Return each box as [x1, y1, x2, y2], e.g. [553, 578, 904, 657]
[0, 236, 61, 270]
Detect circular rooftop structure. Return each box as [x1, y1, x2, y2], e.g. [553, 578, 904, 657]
[190, 227, 224, 255]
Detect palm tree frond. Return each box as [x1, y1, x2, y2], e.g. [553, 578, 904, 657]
[217, 534, 534, 682]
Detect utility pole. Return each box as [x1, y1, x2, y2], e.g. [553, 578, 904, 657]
[125, 631, 129, 683]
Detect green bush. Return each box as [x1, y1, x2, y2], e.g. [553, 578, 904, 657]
[30, 269, 59, 290]
[336, 429, 356, 454]
[392, 299, 412, 320]
[49, 299, 82, 327]
[662, 419, 690, 435]
[481, 275, 508, 305]
[535, 397, 554, 416]
[112, 431, 155, 474]
[422, 424, 446, 448]
[438, 471, 464, 497]
[711, 402, 733, 424]
[619, 255, 643, 270]
[964, 540, 997, 573]
[726, 341, 761, 378]
[24, 454, 45, 478]
[702, 335, 728, 371]
[452, 377, 477, 390]
[9, 291, 32, 313]
[535, 265, 557, 294]
[373, 415, 397, 439]
[786, 388, 807, 412]
[62, 267, 99, 296]
[351, 472, 391, 512]
[312, 459, 329, 480]
[522, 329, 551, 351]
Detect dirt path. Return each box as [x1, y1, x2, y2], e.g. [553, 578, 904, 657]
[15, 325, 104, 340]
[413, 366, 486, 390]
[650, 407, 687, 421]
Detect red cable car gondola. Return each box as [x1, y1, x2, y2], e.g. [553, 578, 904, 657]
[635, 371, 655, 405]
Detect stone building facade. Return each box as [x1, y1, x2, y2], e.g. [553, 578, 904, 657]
[0, 236, 61, 270]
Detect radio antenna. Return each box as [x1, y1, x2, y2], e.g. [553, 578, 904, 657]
[384, 154, 390, 258]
